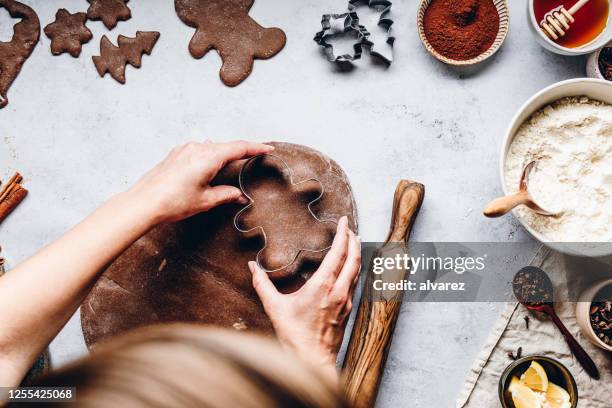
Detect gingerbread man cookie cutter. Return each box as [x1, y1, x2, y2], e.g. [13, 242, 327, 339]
[348, 0, 395, 64]
[233, 154, 337, 276]
[314, 0, 395, 65]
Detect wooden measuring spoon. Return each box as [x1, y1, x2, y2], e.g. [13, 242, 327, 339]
[513, 266, 600, 380]
[484, 161, 561, 218]
[540, 0, 590, 40]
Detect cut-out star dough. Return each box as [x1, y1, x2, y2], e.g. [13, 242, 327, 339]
[87, 0, 131, 30]
[174, 0, 287, 87]
[234, 155, 337, 278]
[92, 31, 160, 84]
[44, 9, 93, 57]
[0, 0, 40, 109]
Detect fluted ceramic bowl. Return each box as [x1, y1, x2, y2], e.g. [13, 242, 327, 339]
[417, 0, 509, 67]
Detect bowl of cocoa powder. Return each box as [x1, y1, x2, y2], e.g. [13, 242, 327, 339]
[417, 0, 509, 67]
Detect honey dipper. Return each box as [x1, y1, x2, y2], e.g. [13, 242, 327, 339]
[540, 0, 590, 41]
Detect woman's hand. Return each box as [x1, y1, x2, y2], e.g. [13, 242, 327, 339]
[249, 216, 361, 377]
[129, 140, 274, 224]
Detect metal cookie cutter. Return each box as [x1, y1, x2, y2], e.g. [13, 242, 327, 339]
[234, 154, 337, 277]
[348, 0, 395, 64]
[314, 0, 395, 65]
[313, 11, 365, 63]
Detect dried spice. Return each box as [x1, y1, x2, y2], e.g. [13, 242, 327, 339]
[507, 346, 523, 360]
[0, 246, 5, 277]
[512, 267, 553, 305]
[599, 47, 612, 82]
[423, 0, 499, 61]
[0, 172, 28, 224]
[590, 285, 612, 346]
[524, 315, 530, 330]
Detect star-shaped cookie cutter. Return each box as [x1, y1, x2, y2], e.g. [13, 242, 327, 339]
[313, 11, 364, 63]
[233, 154, 337, 276]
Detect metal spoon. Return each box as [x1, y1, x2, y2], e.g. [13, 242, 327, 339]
[484, 161, 561, 218]
[512, 266, 600, 380]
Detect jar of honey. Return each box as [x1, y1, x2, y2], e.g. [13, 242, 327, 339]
[533, 0, 610, 49]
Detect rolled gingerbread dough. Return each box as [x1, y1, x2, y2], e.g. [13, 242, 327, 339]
[81, 142, 358, 347]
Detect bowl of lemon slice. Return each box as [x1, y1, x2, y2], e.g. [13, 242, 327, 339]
[499, 356, 577, 408]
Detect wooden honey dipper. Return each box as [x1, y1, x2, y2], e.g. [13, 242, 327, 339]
[540, 0, 590, 40]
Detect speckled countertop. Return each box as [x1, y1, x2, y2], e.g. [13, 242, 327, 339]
[0, 0, 587, 406]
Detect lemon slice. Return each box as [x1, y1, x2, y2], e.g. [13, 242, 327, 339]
[522, 361, 549, 392]
[508, 375, 523, 393]
[546, 382, 571, 408]
[511, 382, 542, 408]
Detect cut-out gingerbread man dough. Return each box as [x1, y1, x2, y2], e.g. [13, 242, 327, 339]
[235, 155, 337, 277]
[44, 9, 93, 57]
[174, 0, 287, 87]
[0, 0, 40, 109]
[87, 0, 131, 30]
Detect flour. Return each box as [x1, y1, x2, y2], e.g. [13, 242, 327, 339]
[505, 97, 612, 242]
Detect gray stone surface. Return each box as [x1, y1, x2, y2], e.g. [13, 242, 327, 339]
[0, 0, 586, 406]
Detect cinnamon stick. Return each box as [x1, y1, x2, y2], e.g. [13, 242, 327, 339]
[0, 172, 21, 202]
[0, 185, 27, 224]
[0, 172, 27, 225]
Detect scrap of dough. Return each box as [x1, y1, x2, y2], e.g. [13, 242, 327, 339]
[0, 0, 40, 109]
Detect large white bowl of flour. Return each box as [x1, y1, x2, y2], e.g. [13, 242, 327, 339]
[501, 79, 612, 257]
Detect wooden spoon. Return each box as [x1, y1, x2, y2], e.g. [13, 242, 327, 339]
[540, 0, 590, 40]
[484, 161, 561, 218]
[513, 266, 600, 380]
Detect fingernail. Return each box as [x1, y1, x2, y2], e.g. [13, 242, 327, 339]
[237, 195, 249, 205]
[248, 261, 256, 273]
[263, 144, 275, 151]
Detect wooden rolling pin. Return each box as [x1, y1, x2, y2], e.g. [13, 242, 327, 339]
[343, 180, 425, 408]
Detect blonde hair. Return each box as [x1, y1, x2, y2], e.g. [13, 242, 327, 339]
[34, 324, 348, 408]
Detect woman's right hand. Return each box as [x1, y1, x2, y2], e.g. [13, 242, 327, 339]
[128, 140, 274, 225]
[249, 216, 361, 378]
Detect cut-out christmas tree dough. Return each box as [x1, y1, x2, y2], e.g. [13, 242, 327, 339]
[235, 155, 336, 278]
[0, 0, 40, 109]
[81, 142, 358, 347]
[87, 0, 131, 30]
[174, 0, 286, 87]
[93, 31, 160, 84]
[44, 9, 93, 57]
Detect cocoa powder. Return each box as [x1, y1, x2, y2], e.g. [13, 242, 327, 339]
[424, 0, 500, 61]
